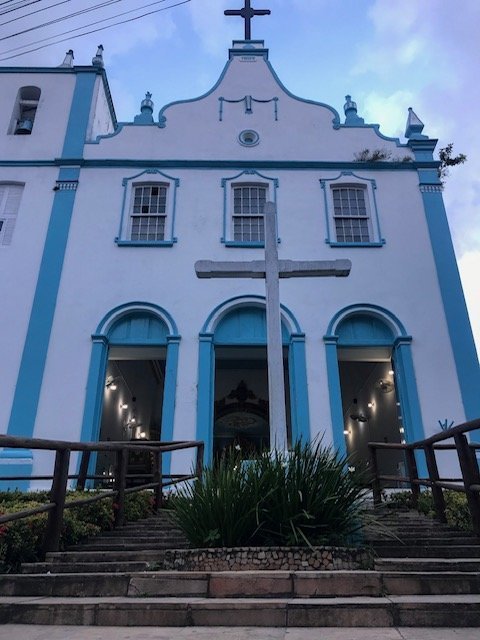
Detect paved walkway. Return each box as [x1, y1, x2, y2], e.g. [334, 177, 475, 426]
[0, 627, 479, 640]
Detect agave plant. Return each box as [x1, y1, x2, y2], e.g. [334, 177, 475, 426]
[171, 439, 369, 548]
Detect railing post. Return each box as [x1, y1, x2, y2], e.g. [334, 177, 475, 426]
[43, 448, 71, 554]
[196, 443, 205, 481]
[153, 450, 163, 513]
[424, 443, 447, 523]
[405, 447, 420, 509]
[114, 448, 128, 528]
[76, 450, 91, 491]
[454, 433, 480, 535]
[368, 444, 382, 506]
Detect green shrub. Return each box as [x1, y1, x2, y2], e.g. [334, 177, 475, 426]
[172, 440, 368, 548]
[386, 489, 473, 531]
[0, 489, 154, 573]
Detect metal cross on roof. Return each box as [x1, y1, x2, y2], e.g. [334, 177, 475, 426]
[224, 0, 271, 40]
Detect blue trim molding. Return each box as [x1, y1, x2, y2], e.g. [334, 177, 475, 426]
[3, 69, 99, 487]
[320, 172, 385, 247]
[62, 71, 97, 158]
[80, 303, 181, 482]
[196, 297, 309, 463]
[221, 169, 279, 246]
[324, 304, 426, 476]
[415, 167, 480, 423]
[2, 169, 80, 485]
[116, 169, 180, 246]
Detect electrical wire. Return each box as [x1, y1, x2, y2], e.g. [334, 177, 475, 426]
[1, 1, 75, 27]
[0, 0, 191, 61]
[1, 1, 124, 37]
[0, 1, 43, 17]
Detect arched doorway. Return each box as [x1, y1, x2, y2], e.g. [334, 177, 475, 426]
[197, 296, 310, 465]
[80, 303, 180, 483]
[324, 304, 426, 480]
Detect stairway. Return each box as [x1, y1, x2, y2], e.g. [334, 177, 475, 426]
[0, 508, 479, 627]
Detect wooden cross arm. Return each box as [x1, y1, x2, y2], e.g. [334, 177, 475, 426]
[195, 259, 351, 279]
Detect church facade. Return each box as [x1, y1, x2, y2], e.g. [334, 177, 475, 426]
[1, 38, 479, 488]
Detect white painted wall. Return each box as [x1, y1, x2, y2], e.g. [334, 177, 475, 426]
[1, 72, 76, 159]
[0, 45, 468, 483]
[0, 166, 58, 434]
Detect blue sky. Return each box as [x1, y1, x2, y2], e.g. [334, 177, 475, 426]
[1, 0, 479, 351]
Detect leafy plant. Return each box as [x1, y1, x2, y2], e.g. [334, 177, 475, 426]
[354, 148, 392, 162]
[0, 489, 154, 573]
[171, 440, 369, 548]
[438, 143, 467, 185]
[386, 489, 473, 531]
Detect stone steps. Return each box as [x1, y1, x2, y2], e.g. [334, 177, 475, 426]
[71, 540, 189, 552]
[374, 545, 480, 558]
[4, 507, 480, 627]
[374, 557, 480, 572]
[0, 594, 479, 627]
[2, 570, 480, 598]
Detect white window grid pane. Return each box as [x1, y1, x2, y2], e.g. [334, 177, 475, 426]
[335, 217, 370, 243]
[332, 186, 370, 242]
[233, 215, 265, 242]
[232, 185, 267, 242]
[130, 215, 166, 241]
[233, 186, 267, 216]
[132, 185, 167, 215]
[130, 184, 168, 241]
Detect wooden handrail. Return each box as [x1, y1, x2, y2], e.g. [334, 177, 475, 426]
[368, 417, 480, 535]
[0, 436, 204, 554]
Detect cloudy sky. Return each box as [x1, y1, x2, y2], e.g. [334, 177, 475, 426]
[1, 0, 479, 353]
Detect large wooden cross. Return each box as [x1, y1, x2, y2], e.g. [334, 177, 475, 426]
[224, 0, 271, 40]
[195, 202, 351, 452]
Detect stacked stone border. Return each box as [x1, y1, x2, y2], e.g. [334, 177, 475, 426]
[148, 546, 374, 572]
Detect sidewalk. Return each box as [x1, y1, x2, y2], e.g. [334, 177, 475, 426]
[0, 627, 479, 640]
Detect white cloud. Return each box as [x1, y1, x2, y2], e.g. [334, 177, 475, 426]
[361, 89, 415, 139]
[0, 1, 178, 67]
[187, 0, 236, 56]
[350, 0, 480, 260]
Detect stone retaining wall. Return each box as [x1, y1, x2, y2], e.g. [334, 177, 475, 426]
[151, 546, 373, 571]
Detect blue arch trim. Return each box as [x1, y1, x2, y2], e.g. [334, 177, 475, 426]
[201, 294, 302, 335]
[326, 303, 409, 338]
[324, 304, 425, 475]
[80, 304, 180, 482]
[214, 306, 290, 345]
[96, 302, 179, 336]
[196, 297, 309, 464]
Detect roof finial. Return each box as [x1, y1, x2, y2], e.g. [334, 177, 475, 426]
[405, 107, 427, 140]
[224, 1, 271, 40]
[92, 45, 104, 68]
[343, 95, 364, 126]
[134, 92, 154, 124]
[58, 49, 74, 68]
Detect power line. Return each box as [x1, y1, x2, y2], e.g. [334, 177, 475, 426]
[0, 0, 174, 50]
[1, 1, 123, 35]
[1, 0, 74, 26]
[0, 1, 43, 17]
[0, 0, 191, 61]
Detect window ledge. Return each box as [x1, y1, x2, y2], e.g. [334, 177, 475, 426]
[223, 240, 265, 248]
[115, 239, 176, 247]
[326, 241, 385, 248]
